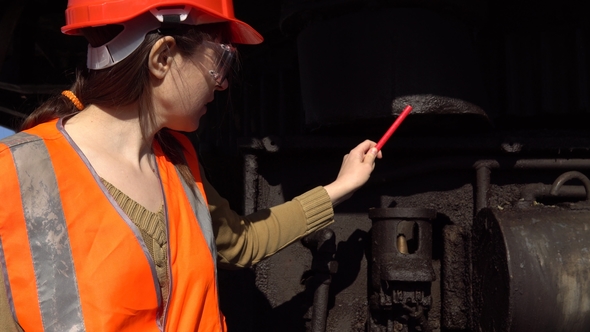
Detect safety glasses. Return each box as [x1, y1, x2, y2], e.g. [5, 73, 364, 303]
[203, 41, 236, 87]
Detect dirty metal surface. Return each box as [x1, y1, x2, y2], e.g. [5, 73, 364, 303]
[369, 208, 437, 282]
[473, 206, 590, 331]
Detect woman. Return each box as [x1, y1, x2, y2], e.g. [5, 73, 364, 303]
[0, 0, 381, 331]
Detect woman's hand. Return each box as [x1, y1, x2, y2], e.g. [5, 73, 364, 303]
[324, 140, 382, 206]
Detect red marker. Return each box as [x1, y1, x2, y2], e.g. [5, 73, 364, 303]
[375, 105, 413, 151]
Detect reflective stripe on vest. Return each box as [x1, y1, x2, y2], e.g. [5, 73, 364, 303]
[0, 125, 220, 331]
[176, 167, 217, 272]
[1, 131, 85, 331]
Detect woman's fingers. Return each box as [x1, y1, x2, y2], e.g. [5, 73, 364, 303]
[325, 140, 383, 206]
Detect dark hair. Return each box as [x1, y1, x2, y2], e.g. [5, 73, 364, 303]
[21, 22, 231, 185]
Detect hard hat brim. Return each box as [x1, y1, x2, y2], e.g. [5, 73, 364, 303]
[226, 19, 263, 45]
[61, 1, 264, 45]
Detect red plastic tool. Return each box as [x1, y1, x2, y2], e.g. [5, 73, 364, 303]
[375, 105, 413, 151]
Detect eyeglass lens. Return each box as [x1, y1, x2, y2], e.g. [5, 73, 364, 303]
[209, 43, 235, 86]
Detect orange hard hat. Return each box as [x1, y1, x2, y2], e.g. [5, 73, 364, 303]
[62, 0, 263, 45]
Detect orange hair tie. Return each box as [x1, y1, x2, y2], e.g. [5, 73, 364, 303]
[61, 90, 85, 111]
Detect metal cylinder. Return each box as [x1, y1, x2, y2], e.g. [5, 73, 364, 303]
[369, 207, 437, 283]
[472, 206, 590, 331]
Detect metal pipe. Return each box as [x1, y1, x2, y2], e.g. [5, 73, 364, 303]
[310, 275, 331, 332]
[475, 163, 491, 213]
[243, 154, 258, 215]
[519, 183, 588, 207]
[368, 158, 590, 186]
[550, 171, 590, 200]
[237, 136, 590, 155]
[473, 161, 590, 216]
[301, 228, 337, 332]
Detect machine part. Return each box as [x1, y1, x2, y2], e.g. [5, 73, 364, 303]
[242, 153, 259, 215]
[396, 235, 409, 255]
[441, 225, 470, 330]
[472, 201, 590, 331]
[475, 162, 492, 213]
[369, 208, 436, 282]
[518, 184, 587, 209]
[473, 159, 590, 214]
[550, 171, 590, 201]
[368, 207, 437, 332]
[302, 228, 338, 332]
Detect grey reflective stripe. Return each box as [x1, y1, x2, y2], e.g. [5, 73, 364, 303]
[7, 131, 85, 332]
[176, 169, 217, 270]
[0, 237, 16, 320]
[56, 119, 162, 312]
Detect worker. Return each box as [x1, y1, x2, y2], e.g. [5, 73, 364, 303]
[0, 0, 381, 331]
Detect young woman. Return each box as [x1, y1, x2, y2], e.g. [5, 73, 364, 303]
[0, 1, 381, 331]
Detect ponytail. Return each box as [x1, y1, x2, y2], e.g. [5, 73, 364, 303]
[20, 72, 86, 131]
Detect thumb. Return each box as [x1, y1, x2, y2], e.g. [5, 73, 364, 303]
[363, 147, 378, 164]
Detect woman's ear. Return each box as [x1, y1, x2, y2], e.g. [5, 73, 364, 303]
[148, 36, 177, 79]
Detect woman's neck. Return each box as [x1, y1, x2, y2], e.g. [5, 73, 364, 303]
[64, 104, 165, 213]
[64, 104, 157, 164]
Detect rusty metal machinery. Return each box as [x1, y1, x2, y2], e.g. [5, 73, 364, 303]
[301, 228, 339, 332]
[472, 171, 590, 331]
[368, 207, 437, 332]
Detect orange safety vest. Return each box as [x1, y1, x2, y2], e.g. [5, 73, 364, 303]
[0, 119, 226, 331]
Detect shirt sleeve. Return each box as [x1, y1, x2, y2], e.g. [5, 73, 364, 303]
[0, 270, 24, 332]
[201, 168, 334, 269]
